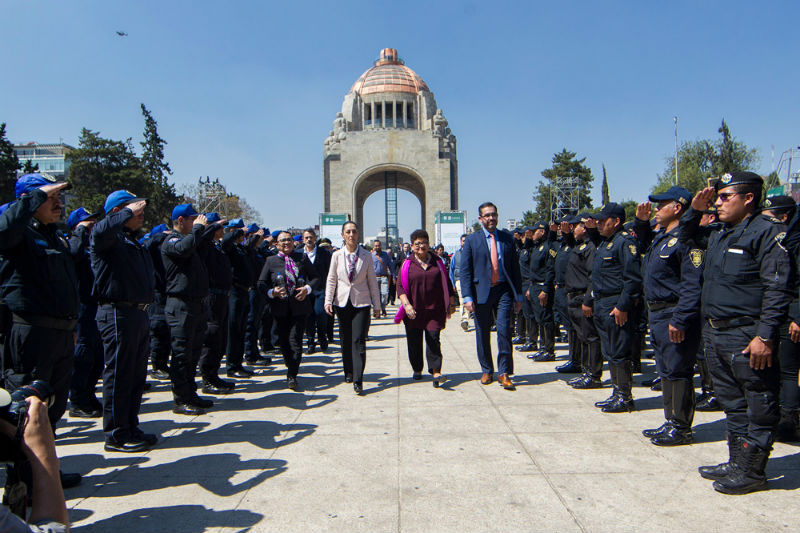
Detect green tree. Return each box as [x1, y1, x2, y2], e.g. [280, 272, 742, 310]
[520, 210, 537, 226]
[533, 148, 594, 221]
[179, 177, 263, 225]
[22, 159, 39, 173]
[653, 119, 759, 194]
[0, 123, 21, 204]
[140, 104, 179, 224]
[601, 164, 610, 205]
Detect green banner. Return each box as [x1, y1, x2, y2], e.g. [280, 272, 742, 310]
[435, 211, 465, 224]
[320, 213, 348, 225]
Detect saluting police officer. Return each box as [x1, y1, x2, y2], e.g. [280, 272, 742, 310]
[525, 221, 557, 362]
[586, 203, 643, 413]
[553, 218, 579, 373]
[222, 219, 255, 377]
[682, 172, 793, 494]
[162, 204, 221, 415]
[634, 186, 703, 446]
[515, 227, 536, 351]
[144, 223, 171, 380]
[91, 190, 157, 452]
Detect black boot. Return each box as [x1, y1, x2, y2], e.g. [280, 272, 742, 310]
[602, 361, 635, 413]
[575, 342, 603, 389]
[595, 362, 618, 407]
[713, 439, 770, 495]
[630, 331, 643, 374]
[696, 359, 721, 411]
[651, 379, 694, 446]
[643, 377, 673, 438]
[699, 435, 744, 480]
[775, 409, 800, 443]
[556, 330, 582, 373]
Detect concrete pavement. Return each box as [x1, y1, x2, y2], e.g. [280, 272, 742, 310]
[58, 308, 800, 532]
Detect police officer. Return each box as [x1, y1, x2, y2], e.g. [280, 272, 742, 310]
[198, 212, 236, 394]
[222, 219, 255, 377]
[91, 190, 157, 452]
[587, 203, 643, 413]
[66, 207, 103, 418]
[244, 225, 269, 367]
[144, 223, 171, 380]
[682, 172, 792, 494]
[634, 187, 703, 446]
[515, 227, 536, 351]
[553, 218, 580, 373]
[525, 221, 556, 362]
[695, 205, 722, 411]
[162, 204, 220, 415]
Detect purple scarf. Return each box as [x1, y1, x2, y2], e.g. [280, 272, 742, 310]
[394, 254, 451, 325]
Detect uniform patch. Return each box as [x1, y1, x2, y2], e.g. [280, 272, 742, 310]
[721, 173, 732, 184]
[549, 249, 557, 258]
[628, 244, 637, 256]
[579, 244, 587, 251]
[690, 249, 704, 268]
[667, 237, 678, 247]
[538, 245, 544, 251]
[776, 232, 787, 252]
[169, 237, 180, 243]
[607, 242, 613, 249]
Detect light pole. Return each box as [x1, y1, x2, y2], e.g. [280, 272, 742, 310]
[673, 116, 679, 186]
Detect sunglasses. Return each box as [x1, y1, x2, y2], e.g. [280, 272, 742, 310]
[716, 192, 744, 202]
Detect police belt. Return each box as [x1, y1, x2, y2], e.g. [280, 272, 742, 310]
[209, 287, 230, 296]
[232, 282, 252, 292]
[12, 313, 77, 331]
[99, 300, 150, 311]
[707, 316, 757, 330]
[647, 300, 677, 312]
[593, 291, 621, 299]
[567, 290, 586, 299]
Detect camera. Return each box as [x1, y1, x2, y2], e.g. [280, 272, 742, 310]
[0, 380, 54, 461]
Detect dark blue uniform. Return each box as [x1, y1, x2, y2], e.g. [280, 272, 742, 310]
[199, 235, 233, 384]
[144, 231, 171, 375]
[516, 241, 536, 348]
[553, 238, 572, 336]
[90, 207, 155, 444]
[222, 230, 254, 373]
[564, 235, 602, 384]
[245, 236, 268, 363]
[525, 238, 555, 355]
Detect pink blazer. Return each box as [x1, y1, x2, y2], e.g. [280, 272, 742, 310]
[325, 246, 382, 309]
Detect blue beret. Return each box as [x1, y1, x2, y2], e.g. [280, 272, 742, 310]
[262, 227, 269, 234]
[271, 230, 281, 239]
[226, 218, 245, 228]
[15, 173, 61, 199]
[205, 212, 221, 224]
[293, 235, 302, 241]
[246, 223, 259, 234]
[67, 207, 101, 229]
[104, 190, 145, 214]
[171, 203, 198, 220]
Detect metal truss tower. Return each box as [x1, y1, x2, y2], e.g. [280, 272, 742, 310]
[549, 175, 581, 222]
[384, 171, 399, 247]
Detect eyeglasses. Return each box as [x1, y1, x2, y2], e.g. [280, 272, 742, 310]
[480, 212, 498, 218]
[716, 192, 743, 202]
[412, 241, 428, 247]
[277, 238, 293, 243]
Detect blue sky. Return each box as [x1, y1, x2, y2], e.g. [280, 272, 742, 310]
[3, 1, 798, 239]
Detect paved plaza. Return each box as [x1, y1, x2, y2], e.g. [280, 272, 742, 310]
[58, 307, 800, 532]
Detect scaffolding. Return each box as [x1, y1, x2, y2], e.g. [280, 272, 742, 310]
[548, 175, 581, 222]
[384, 171, 399, 247]
[196, 178, 227, 216]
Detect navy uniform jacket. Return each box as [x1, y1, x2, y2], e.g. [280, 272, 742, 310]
[680, 207, 792, 340]
[459, 228, 522, 305]
[589, 227, 642, 312]
[145, 231, 169, 296]
[90, 208, 154, 304]
[518, 241, 533, 292]
[634, 219, 702, 330]
[0, 188, 79, 318]
[68, 224, 95, 304]
[161, 223, 220, 300]
[525, 238, 555, 291]
[258, 251, 320, 316]
[203, 239, 233, 291]
[222, 230, 254, 289]
[554, 239, 571, 288]
[563, 234, 596, 296]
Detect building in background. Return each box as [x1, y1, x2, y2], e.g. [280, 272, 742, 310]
[13, 142, 73, 179]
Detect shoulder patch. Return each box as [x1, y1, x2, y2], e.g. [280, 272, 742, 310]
[549, 249, 557, 258]
[538, 244, 544, 251]
[690, 249, 704, 268]
[606, 242, 613, 249]
[775, 232, 787, 252]
[579, 243, 587, 251]
[628, 244, 637, 256]
[168, 237, 180, 243]
[667, 237, 678, 247]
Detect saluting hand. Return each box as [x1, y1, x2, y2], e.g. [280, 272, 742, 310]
[743, 337, 773, 370]
[560, 221, 572, 234]
[39, 182, 70, 197]
[635, 202, 652, 222]
[195, 214, 208, 226]
[127, 200, 147, 216]
[691, 187, 716, 212]
[584, 217, 597, 229]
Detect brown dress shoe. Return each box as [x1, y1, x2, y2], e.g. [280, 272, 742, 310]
[498, 373, 516, 390]
[480, 373, 493, 385]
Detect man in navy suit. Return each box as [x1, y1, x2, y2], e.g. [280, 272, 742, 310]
[460, 202, 523, 389]
[302, 228, 332, 353]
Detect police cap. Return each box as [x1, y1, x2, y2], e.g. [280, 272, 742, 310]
[763, 195, 795, 212]
[171, 203, 198, 220]
[594, 203, 626, 221]
[152, 223, 168, 234]
[648, 186, 692, 207]
[104, 190, 146, 214]
[246, 223, 260, 234]
[205, 212, 221, 224]
[66, 207, 101, 229]
[226, 218, 245, 228]
[532, 221, 548, 231]
[715, 171, 763, 191]
[15, 173, 65, 199]
[271, 230, 281, 239]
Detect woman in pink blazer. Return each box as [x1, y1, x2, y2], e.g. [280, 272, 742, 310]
[324, 221, 381, 394]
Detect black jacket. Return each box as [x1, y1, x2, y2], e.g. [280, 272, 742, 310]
[161, 223, 220, 300]
[258, 251, 320, 316]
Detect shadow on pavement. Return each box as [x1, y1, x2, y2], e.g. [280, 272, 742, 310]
[71, 504, 262, 532]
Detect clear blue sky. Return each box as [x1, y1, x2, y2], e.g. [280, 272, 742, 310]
[3, 1, 798, 240]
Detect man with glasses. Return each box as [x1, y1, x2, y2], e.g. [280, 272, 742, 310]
[371, 239, 395, 317]
[302, 228, 331, 354]
[681, 171, 792, 494]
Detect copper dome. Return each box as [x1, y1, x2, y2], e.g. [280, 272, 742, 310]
[350, 48, 429, 96]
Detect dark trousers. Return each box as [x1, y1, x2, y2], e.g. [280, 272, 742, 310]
[275, 314, 307, 377]
[245, 289, 265, 360]
[554, 287, 570, 332]
[148, 294, 170, 371]
[567, 293, 599, 345]
[165, 297, 207, 402]
[200, 291, 229, 379]
[70, 303, 104, 409]
[704, 325, 780, 449]
[305, 292, 329, 349]
[96, 304, 149, 442]
[404, 326, 443, 374]
[531, 286, 555, 353]
[593, 295, 633, 365]
[649, 307, 699, 380]
[473, 283, 514, 375]
[259, 301, 278, 351]
[6, 322, 73, 430]
[226, 287, 250, 371]
[776, 319, 800, 413]
[334, 303, 370, 383]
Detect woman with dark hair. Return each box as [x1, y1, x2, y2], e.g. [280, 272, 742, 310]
[395, 229, 457, 386]
[324, 221, 381, 394]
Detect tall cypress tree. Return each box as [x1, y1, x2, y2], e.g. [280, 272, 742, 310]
[601, 164, 610, 205]
[140, 104, 179, 224]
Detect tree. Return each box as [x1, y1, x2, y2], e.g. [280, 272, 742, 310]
[140, 104, 179, 224]
[520, 210, 537, 226]
[22, 159, 39, 173]
[601, 164, 610, 205]
[0, 123, 21, 204]
[653, 119, 759, 194]
[179, 177, 263, 225]
[533, 149, 594, 222]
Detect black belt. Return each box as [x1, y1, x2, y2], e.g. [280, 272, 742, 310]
[12, 313, 78, 331]
[99, 300, 150, 311]
[647, 300, 677, 312]
[594, 291, 620, 299]
[209, 288, 229, 296]
[707, 317, 756, 330]
[232, 282, 252, 292]
[567, 290, 586, 298]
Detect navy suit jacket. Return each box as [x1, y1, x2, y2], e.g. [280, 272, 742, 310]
[459, 228, 522, 305]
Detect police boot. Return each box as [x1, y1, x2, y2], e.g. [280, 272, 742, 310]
[556, 329, 582, 373]
[630, 331, 643, 374]
[775, 409, 800, 443]
[529, 320, 539, 350]
[651, 379, 694, 446]
[517, 342, 537, 352]
[699, 435, 744, 480]
[575, 342, 604, 389]
[512, 313, 526, 344]
[696, 359, 721, 411]
[568, 343, 588, 384]
[595, 363, 619, 407]
[643, 376, 673, 438]
[602, 361, 635, 413]
[712, 439, 770, 495]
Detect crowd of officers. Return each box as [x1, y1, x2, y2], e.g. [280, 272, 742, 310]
[503, 171, 800, 495]
[1, 170, 799, 497]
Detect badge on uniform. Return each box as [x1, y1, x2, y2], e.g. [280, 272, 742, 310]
[628, 244, 637, 256]
[667, 237, 678, 247]
[579, 243, 586, 251]
[607, 242, 613, 249]
[775, 232, 787, 252]
[539, 245, 544, 251]
[721, 173, 732, 184]
[549, 249, 557, 258]
[689, 249, 704, 268]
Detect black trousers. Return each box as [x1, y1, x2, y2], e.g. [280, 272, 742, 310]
[567, 293, 599, 344]
[6, 321, 73, 430]
[305, 292, 329, 349]
[704, 324, 780, 449]
[226, 286, 250, 371]
[96, 304, 149, 442]
[259, 300, 278, 351]
[148, 293, 170, 371]
[275, 314, 307, 377]
[245, 289, 265, 360]
[404, 325, 443, 374]
[649, 307, 699, 380]
[165, 297, 207, 402]
[593, 295, 634, 365]
[334, 303, 370, 383]
[776, 318, 800, 413]
[554, 287, 571, 332]
[200, 291, 229, 379]
[70, 302, 104, 409]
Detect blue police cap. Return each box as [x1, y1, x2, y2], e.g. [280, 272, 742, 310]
[171, 203, 198, 220]
[104, 190, 145, 214]
[522, 226, 535, 233]
[531, 221, 547, 231]
[205, 212, 221, 224]
[262, 227, 270, 234]
[226, 218, 244, 228]
[293, 234, 302, 242]
[577, 211, 594, 222]
[648, 186, 692, 207]
[246, 223, 259, 234]
[15, 173, 61, 199]
[562, 214, 581, 224]
[152, 223, 168, 234]
[67, 207, 101, 229]
[594, 203, 626, 221]
[271, 230, 281, 239]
